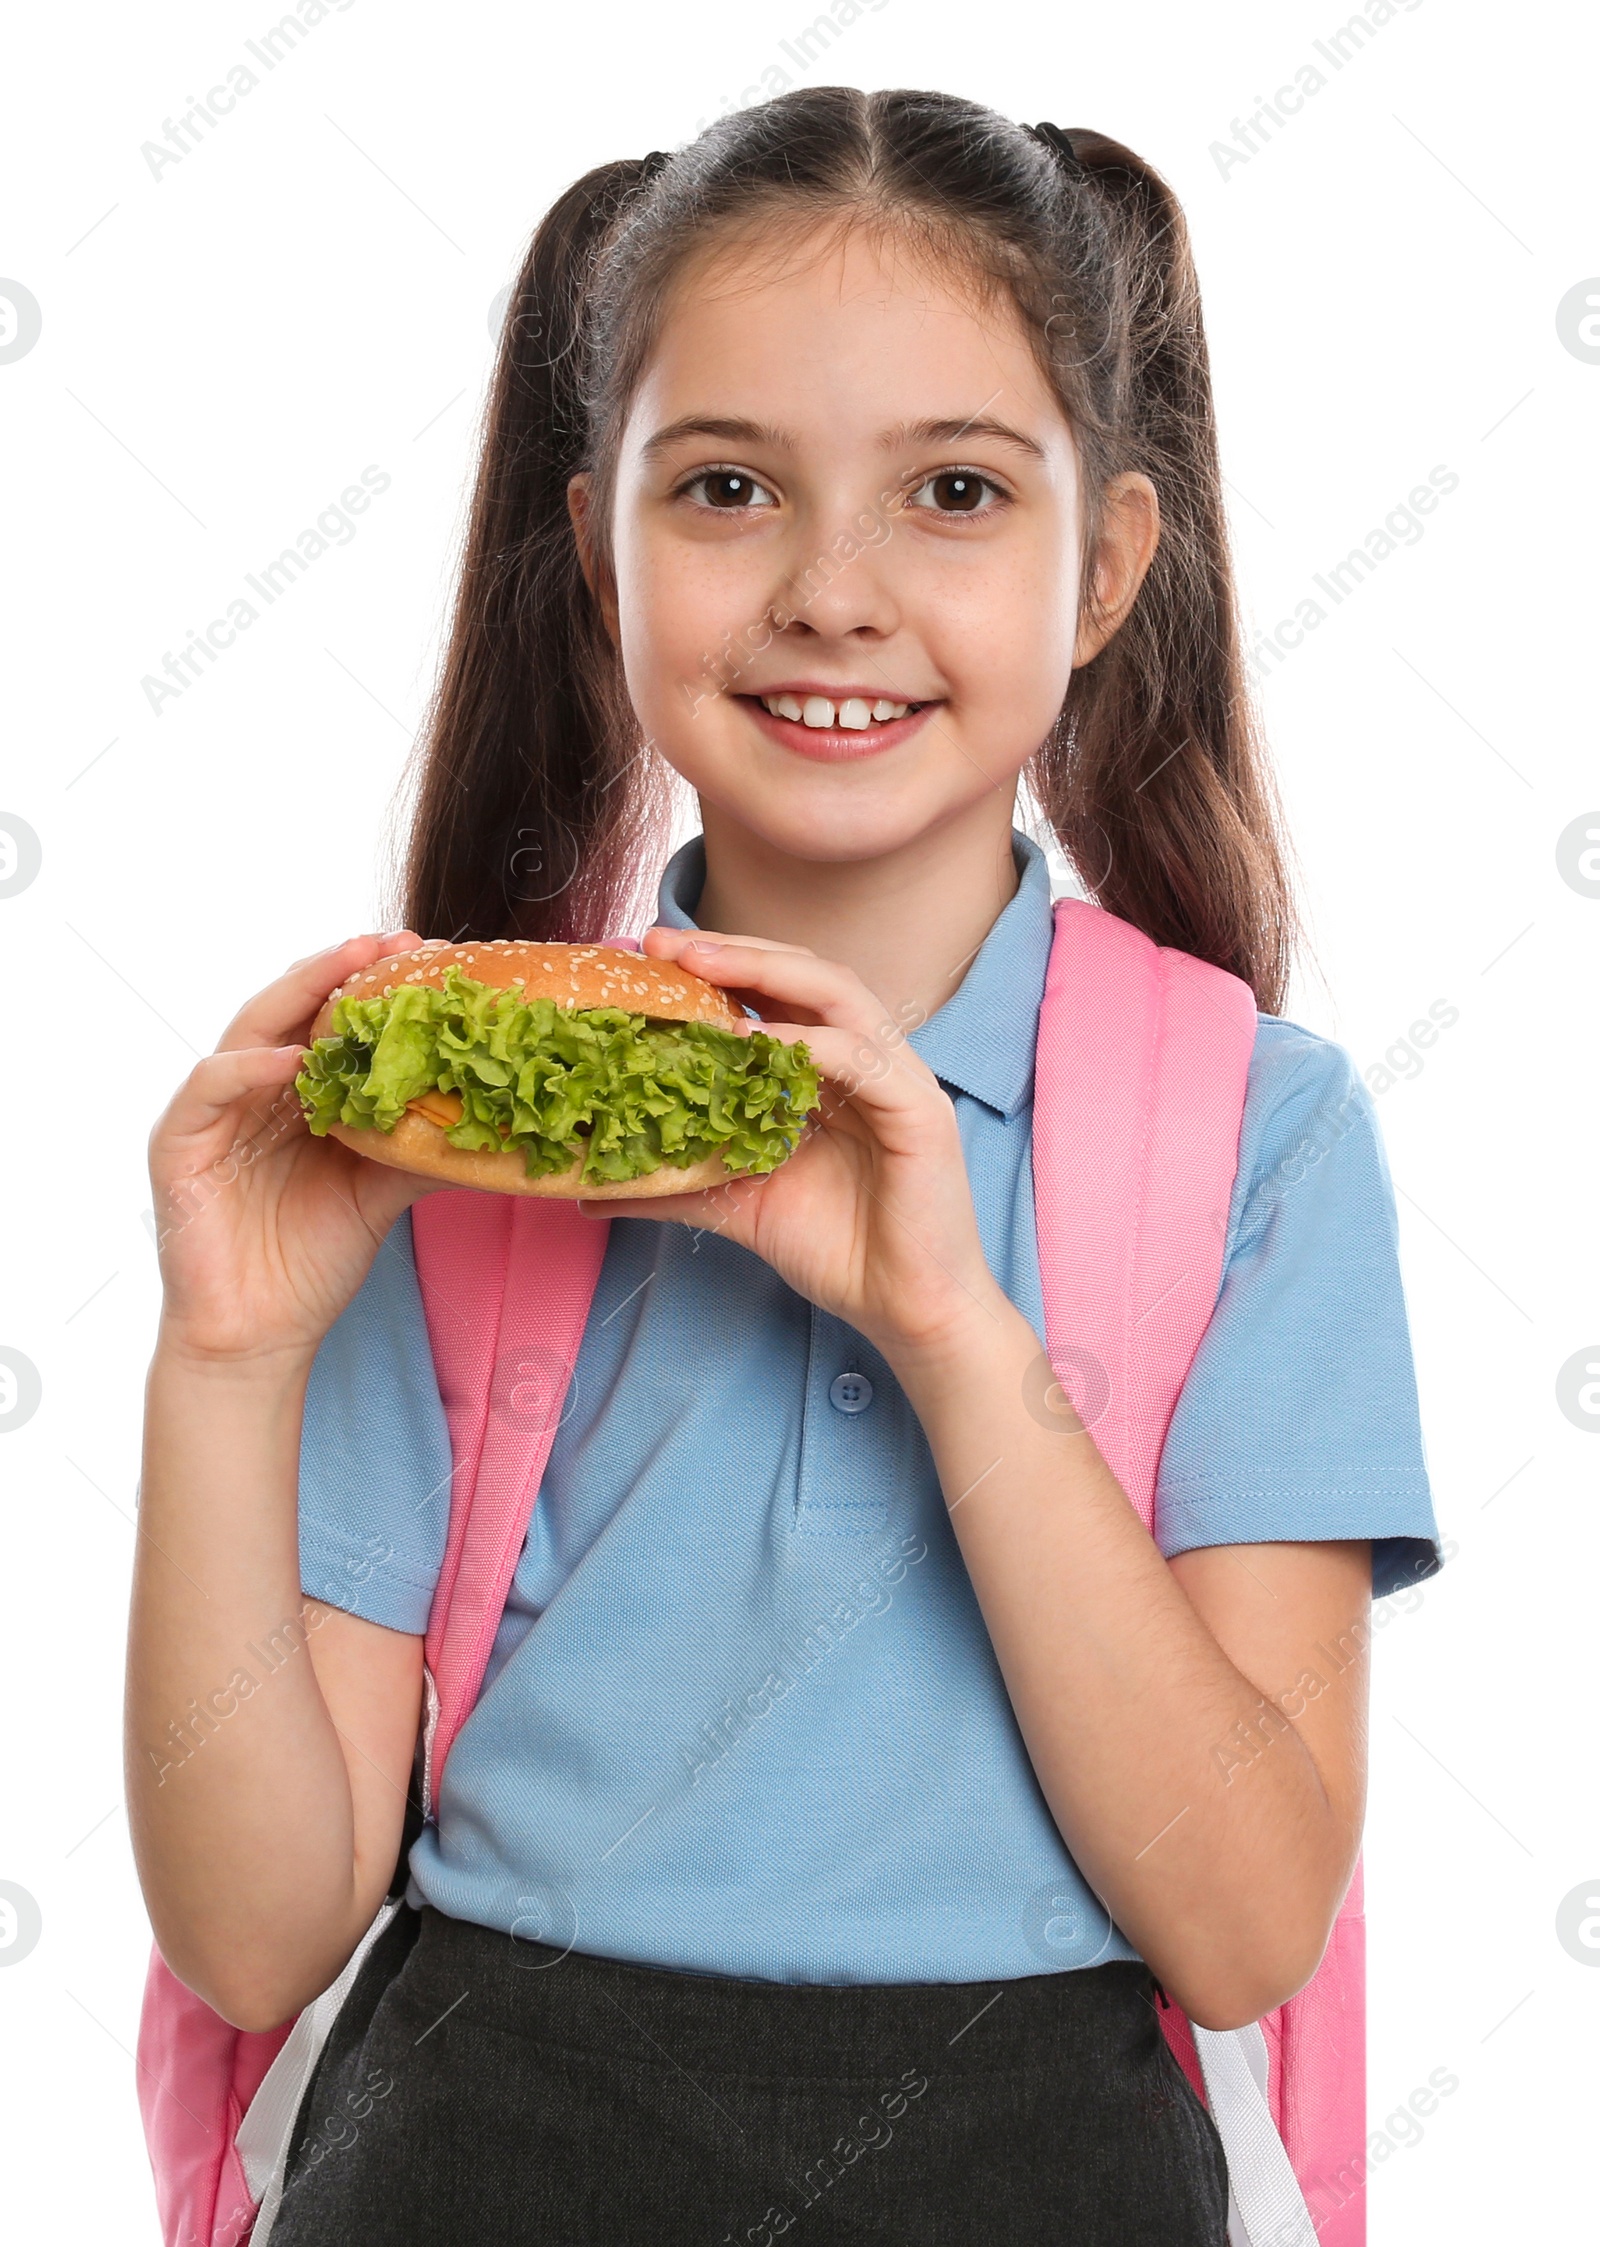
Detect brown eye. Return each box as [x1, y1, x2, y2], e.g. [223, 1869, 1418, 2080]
[683, 468, 775, 510]
[935, 472, 981, 510]
[907, 468, 1005, 516]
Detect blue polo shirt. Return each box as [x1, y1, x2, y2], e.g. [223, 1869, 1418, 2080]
[298, 829, 1441, 1984]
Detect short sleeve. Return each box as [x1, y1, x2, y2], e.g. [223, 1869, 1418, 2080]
[1154, 1019, 1443, 1601]
[298, 1209, 452, 1633]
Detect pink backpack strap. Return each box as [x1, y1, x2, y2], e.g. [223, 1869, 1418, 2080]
[1033, 897, 1362, 2246]
[1031, 897, 1256, 1523]
[411, 1191, 610, 1799]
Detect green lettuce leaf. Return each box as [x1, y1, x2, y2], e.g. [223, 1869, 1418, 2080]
[294, 962, 820, 1184]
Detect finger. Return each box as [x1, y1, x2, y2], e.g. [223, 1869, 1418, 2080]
[730, 1011, 937, 1113]
[278, 929, 430, 979]
[649, 935, 892, 1041]
[156, 1043, 311, 1158]
[215, 931, 430, 1056]
[641, 924, 815, 960]
[640, 925, 823, 1020]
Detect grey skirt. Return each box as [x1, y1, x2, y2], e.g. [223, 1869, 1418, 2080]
[267, 1902, 1228, 2246]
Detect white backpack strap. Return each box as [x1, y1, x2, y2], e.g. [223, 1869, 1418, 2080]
[234, 1894, 404, 2244]
[1192, 2021, 1316, 2247]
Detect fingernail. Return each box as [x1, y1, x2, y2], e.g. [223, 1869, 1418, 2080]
[686, 939, 722, 957]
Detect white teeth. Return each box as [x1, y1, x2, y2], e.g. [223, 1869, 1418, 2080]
[759, 694, 913, 726]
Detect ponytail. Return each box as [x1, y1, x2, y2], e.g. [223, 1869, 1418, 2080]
[397, 158, 668, 946]
[1029, 130, 1300, 1012]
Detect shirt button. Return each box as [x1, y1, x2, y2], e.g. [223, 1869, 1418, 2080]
[829, 1371, 874, 1414]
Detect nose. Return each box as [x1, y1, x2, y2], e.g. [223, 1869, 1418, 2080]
[773, 499, 903, 643]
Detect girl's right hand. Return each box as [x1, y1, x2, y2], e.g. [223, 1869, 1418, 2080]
[148, 932, 449, 1366]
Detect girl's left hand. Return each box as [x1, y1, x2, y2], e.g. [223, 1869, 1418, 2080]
[603, 928, 1008, 1368]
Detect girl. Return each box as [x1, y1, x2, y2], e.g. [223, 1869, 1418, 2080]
[129, 88, 1442, 2246]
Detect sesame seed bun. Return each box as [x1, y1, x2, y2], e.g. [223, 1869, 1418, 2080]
[312, 939, 744, 1041]
[307, 939, 757, 1200]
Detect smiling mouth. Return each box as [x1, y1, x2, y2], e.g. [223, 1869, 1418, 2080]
[752, 692, 928, 731]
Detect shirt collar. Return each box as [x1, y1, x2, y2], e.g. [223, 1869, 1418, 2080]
[653, 828, 1055, 1120]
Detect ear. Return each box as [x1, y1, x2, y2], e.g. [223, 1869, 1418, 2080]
[1073, 472, 1161, 667]
[566, 472, 620, 644]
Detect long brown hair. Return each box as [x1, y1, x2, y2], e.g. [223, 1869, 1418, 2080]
[395, 88, 1300, 1011]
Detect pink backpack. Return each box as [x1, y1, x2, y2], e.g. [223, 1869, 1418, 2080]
[136, 897, 1363, 2247]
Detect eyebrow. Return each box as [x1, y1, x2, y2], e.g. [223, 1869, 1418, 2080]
[638, 412, 1047, 463]
[639, 415, 796, 461]
[881, 416, 1047, 461]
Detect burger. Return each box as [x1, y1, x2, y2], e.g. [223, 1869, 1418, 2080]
[294, 940, 821, 1199]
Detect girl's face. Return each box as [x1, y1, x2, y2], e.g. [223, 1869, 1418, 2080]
[580, 219, 1152, 868]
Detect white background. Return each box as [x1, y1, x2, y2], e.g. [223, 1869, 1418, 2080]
[0, 1, 1593, 2239]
